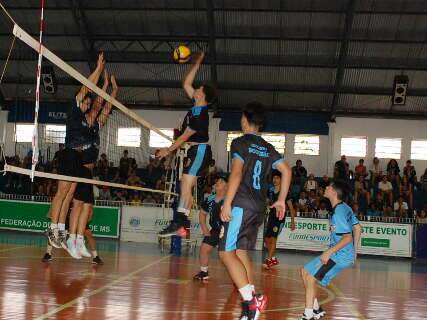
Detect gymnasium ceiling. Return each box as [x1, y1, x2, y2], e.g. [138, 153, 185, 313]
[1, 0, 427, 119]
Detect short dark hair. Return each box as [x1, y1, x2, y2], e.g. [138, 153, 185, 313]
[201, 81, 217, 104]
[330, 180, 350, 201]
[272, 170, 281, 178]
[242, 102, 266, 130]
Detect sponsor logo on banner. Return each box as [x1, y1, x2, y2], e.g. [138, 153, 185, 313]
[274, 218, 412, 257]
[129, 216, 141, 228]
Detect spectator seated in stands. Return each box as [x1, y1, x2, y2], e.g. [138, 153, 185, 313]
[307, 190, 319, 212]
[130, 192, 142, 206]
[355, 158, 368, 179]
[378, 175, 393, 206]
[35, 184, 46, 197]
[304, 174, 318, 193]
[394, 196, 409, 218]
[155, 174, 167, 191]
[119, 150, 131, 182]
[113, 189, 128, 202]
[403, 160, 417, 184]
[126, 170, 142, 187]
[318, 175, 330, 190]
[292, 159, 307, 187]
[374, 192, 392, 217]
[97, 153, 109, 180]
[98, 186, 112, 201]
[142, 193, 156, 205]
[354, 175, 370, 206]
[334, 155, 349, 181]
[387, 159, 401, 185]
[366, 202, 382, 217]
[297, 191, 308, 213]
[400, 175, 413, 209]
[369, 157, 383, 189]
[352, 203, 364, 220]
[417, 207, 427, 224]
[317, 201, 329, 218]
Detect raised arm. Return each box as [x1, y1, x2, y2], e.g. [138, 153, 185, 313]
[182, 52, 205, 99]
[86, 69, 109, 126]
[97, 75, 118, 128]
[76, 52, 105, 102]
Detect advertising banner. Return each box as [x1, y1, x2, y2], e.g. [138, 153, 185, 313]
[0, 200, 120, 238]
[276, 218, 412, 257]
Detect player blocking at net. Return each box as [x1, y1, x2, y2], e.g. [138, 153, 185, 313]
[218, 103, 292, 320]
[46, 52, 106, 249]
[157, 52, 217, 237]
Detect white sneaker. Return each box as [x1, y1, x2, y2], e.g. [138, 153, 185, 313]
[77, 240, 91, 258]
[66, 238, 82, 259]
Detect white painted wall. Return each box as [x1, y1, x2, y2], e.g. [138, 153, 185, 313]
[329, 117, 427, 177]
[1, 108, 427, 177]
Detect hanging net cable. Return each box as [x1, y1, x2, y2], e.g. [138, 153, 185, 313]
[0, 6, 179, 197]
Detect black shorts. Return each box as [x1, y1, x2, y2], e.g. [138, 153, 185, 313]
[202, 229, 220, 247]
[57, 148, 83, 177]
[74, 166, 95, 205]
[183, 144, 212, 177]
[81, 146, 99, 165]
[265, 211, 285, 238]
[218, 206, 263, 252]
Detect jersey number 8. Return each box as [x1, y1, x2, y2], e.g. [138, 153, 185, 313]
[253, 160, 262, 190]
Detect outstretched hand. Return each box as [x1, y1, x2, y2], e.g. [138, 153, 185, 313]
[97, 52, 105, 69]
[193, 51, 205, 64]
[103, 70, 109, 87]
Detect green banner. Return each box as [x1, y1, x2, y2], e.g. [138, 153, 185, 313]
[0, 200, 120, 238]
[362, 238, 390, 248]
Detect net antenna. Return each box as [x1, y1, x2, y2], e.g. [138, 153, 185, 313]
[0, 5, 177, 196]
[31, 0, 46, 181]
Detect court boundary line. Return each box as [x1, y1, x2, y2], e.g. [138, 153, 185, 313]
[330, 283, 367, 320]
[34, 254, 171, 320]
[0, 246, 27, 253]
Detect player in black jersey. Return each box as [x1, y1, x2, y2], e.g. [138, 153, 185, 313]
[157, 52, 217, 237]
[219, 103, 292, 320]
[263, 170, 296, 269]
[47, 52, 106, 248]
[193, 173, 228, 281]
[66, 73, 117, 260]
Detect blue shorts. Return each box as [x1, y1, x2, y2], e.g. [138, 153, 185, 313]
[304, 256, 352, 287]
[218, 206, 262, 252]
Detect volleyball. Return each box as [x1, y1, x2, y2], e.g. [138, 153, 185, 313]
[173, 45, 191, 64]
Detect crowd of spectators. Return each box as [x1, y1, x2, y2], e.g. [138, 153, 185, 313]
[288, 156, 427, 221]
[1, 145, 426, 220]
[0, 147, 219, 207]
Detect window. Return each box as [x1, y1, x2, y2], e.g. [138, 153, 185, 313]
[45, 125, 66, 144]
[294, 135, 320, 156]
[340, 136, 367, 157]
[226, 132, 286, 154]
[117, 127, 141, 147]
[411, 140, 427, 160]
[15, 124, 34, 143]
[149, 129, 174, 148]
[375, 138, 402, 159]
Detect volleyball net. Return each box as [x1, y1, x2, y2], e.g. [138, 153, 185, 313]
[0, 7, 179, 199]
